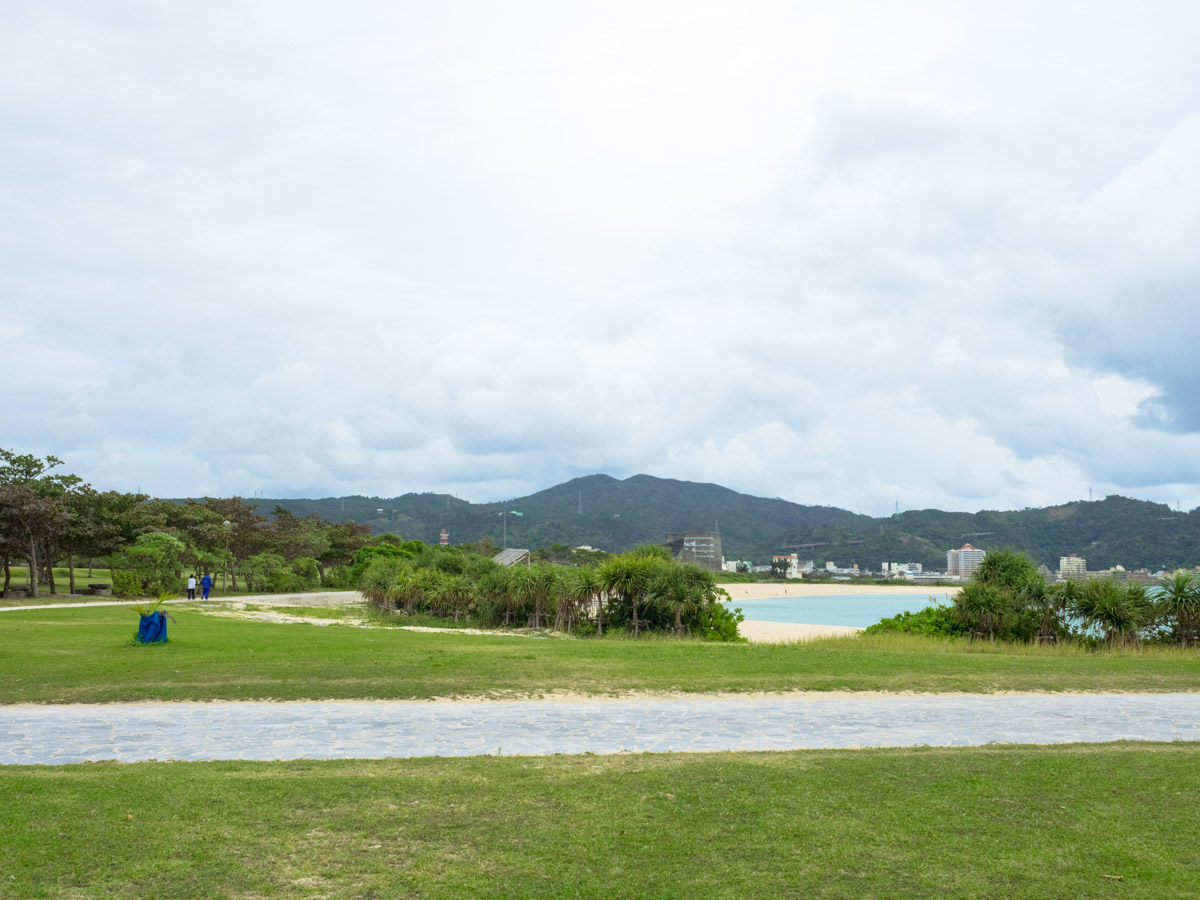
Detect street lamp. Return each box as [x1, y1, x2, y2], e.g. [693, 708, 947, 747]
[222, 520, 231, 592]
[498, 510, 523, 549]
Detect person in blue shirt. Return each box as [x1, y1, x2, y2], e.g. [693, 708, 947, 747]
[200, 572, 213, 600]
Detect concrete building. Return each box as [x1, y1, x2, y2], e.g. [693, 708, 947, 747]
[771, 554, 804, 579]
[665, 532, 723, 572]
[882, 562, 923, 577]
[947, 543, 986, 578]
[1058, 554, 1086, 581]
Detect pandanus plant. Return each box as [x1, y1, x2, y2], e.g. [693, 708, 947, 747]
[1156, 572, 1200, 648]
[1071, 579, 1152, 648]
[953, 581, 1012, 642]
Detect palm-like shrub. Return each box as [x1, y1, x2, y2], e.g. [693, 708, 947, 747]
[599, 555, 668, 637]
[472, 565, 511, 626]
[559, 566, 600, 632]
[646, 564, 717, 635]
[973, 548, 1039, 590]
[359, 557, 408, 610]
[1019, 575, 1067, 644]
[1156, 572, 1200, 647]
[1071, 579, 1152, 648]
[953, 582, 1012, 641]
[434, 574, 474, 621]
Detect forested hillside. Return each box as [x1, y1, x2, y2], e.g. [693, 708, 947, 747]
[256, 475, 1200, 572]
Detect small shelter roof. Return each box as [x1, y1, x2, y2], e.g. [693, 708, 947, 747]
[492, 548, 531, 567]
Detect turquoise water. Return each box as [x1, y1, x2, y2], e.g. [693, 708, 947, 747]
[726, 592, 958, 629]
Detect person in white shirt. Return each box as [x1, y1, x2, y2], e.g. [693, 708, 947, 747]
[187, 574, 197, 600]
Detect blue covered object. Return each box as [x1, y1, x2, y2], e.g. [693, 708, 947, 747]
[136, 611, 169, 643]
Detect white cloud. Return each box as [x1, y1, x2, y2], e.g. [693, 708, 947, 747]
[3, 1, 1200, 514]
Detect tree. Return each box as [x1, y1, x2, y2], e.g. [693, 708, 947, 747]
[435, 574, 474, 622]
[559, 566, 601, 632]
[0, 484, 68, 598]
[973, 547, 1039, 591]
[598, 554, 668, 637]
[1071, 579, 1152, 648]
[648, 566, 701, 635]
[201, 497, 269, 591]
[110, 532, 187, 596]
[0, 449, 81, 596]
[953, 581, 1012, 641]
[1156, 572, 1200, 648]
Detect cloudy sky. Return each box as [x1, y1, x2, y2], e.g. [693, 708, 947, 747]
[4, 2, 1199, 514]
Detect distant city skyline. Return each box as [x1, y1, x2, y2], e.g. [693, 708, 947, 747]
[4, 3, 1200, 516]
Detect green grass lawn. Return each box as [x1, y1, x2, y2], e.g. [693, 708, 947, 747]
[2, 606, 1200, 703]
[2, 743, 1197, 898]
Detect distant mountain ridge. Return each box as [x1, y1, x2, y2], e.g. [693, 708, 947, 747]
[251, 474, 1200, 572]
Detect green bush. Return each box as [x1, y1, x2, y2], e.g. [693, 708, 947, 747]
[321, 565, 354, 589]
[145, 576, 184, 599]
[291, 557, 320, 589]
[111, 570, 142, 599]
[693, 602, 746, 642]
[266, 569, 304, 593]
[865, 604, 966, 637]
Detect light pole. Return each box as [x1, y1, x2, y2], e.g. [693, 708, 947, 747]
[222, 520, 231, 592]
[498, 510, 523, 549]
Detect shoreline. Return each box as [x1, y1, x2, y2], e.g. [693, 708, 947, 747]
[720, 583, 959, 601]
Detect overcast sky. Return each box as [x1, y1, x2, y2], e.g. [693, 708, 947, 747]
[4, 2, 1199, 514]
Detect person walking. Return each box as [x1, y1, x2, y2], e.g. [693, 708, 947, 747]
[187, 573, 197, 600]
[200, 572, 213, 600]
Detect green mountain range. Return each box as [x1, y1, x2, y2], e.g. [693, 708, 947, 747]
[252, 474, 1200, 572]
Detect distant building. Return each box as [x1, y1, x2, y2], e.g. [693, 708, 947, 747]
[1058, 554, 1086, 581]
[665, 532, 723, 572]
[947, 543, 986, 578]
[824, 561, 860, 576]
[722, 559, 753, 573]
[439, 528, 450, 546]
[771, 554, 804, 579]
[882, 562, 922, 577]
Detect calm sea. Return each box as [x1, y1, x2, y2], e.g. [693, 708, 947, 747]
[726, 592, 959, 629]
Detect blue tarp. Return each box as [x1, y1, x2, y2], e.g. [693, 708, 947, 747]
[136, 611, 168, 643]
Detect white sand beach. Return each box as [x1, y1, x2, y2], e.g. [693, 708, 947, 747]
[738, 620, 862, 643]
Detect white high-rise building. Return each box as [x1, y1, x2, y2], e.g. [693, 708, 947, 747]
[1058, 554, 1087, 581]
[947, 543, 986, 578]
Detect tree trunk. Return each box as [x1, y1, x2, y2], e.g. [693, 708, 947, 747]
[675, 603, 683, 634]
[88, 558, 94, 576]
[47, 560, 57, 594]
[28, 540, 38, 598]
[68, 550, 75, 595]
[2, 557, 9, 596]
[631, 599, 640, 637]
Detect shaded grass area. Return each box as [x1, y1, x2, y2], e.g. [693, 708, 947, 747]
[0, 585, 351, 608]
[2, 744, 1198, 898]
[2, 607, 1200, 703]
